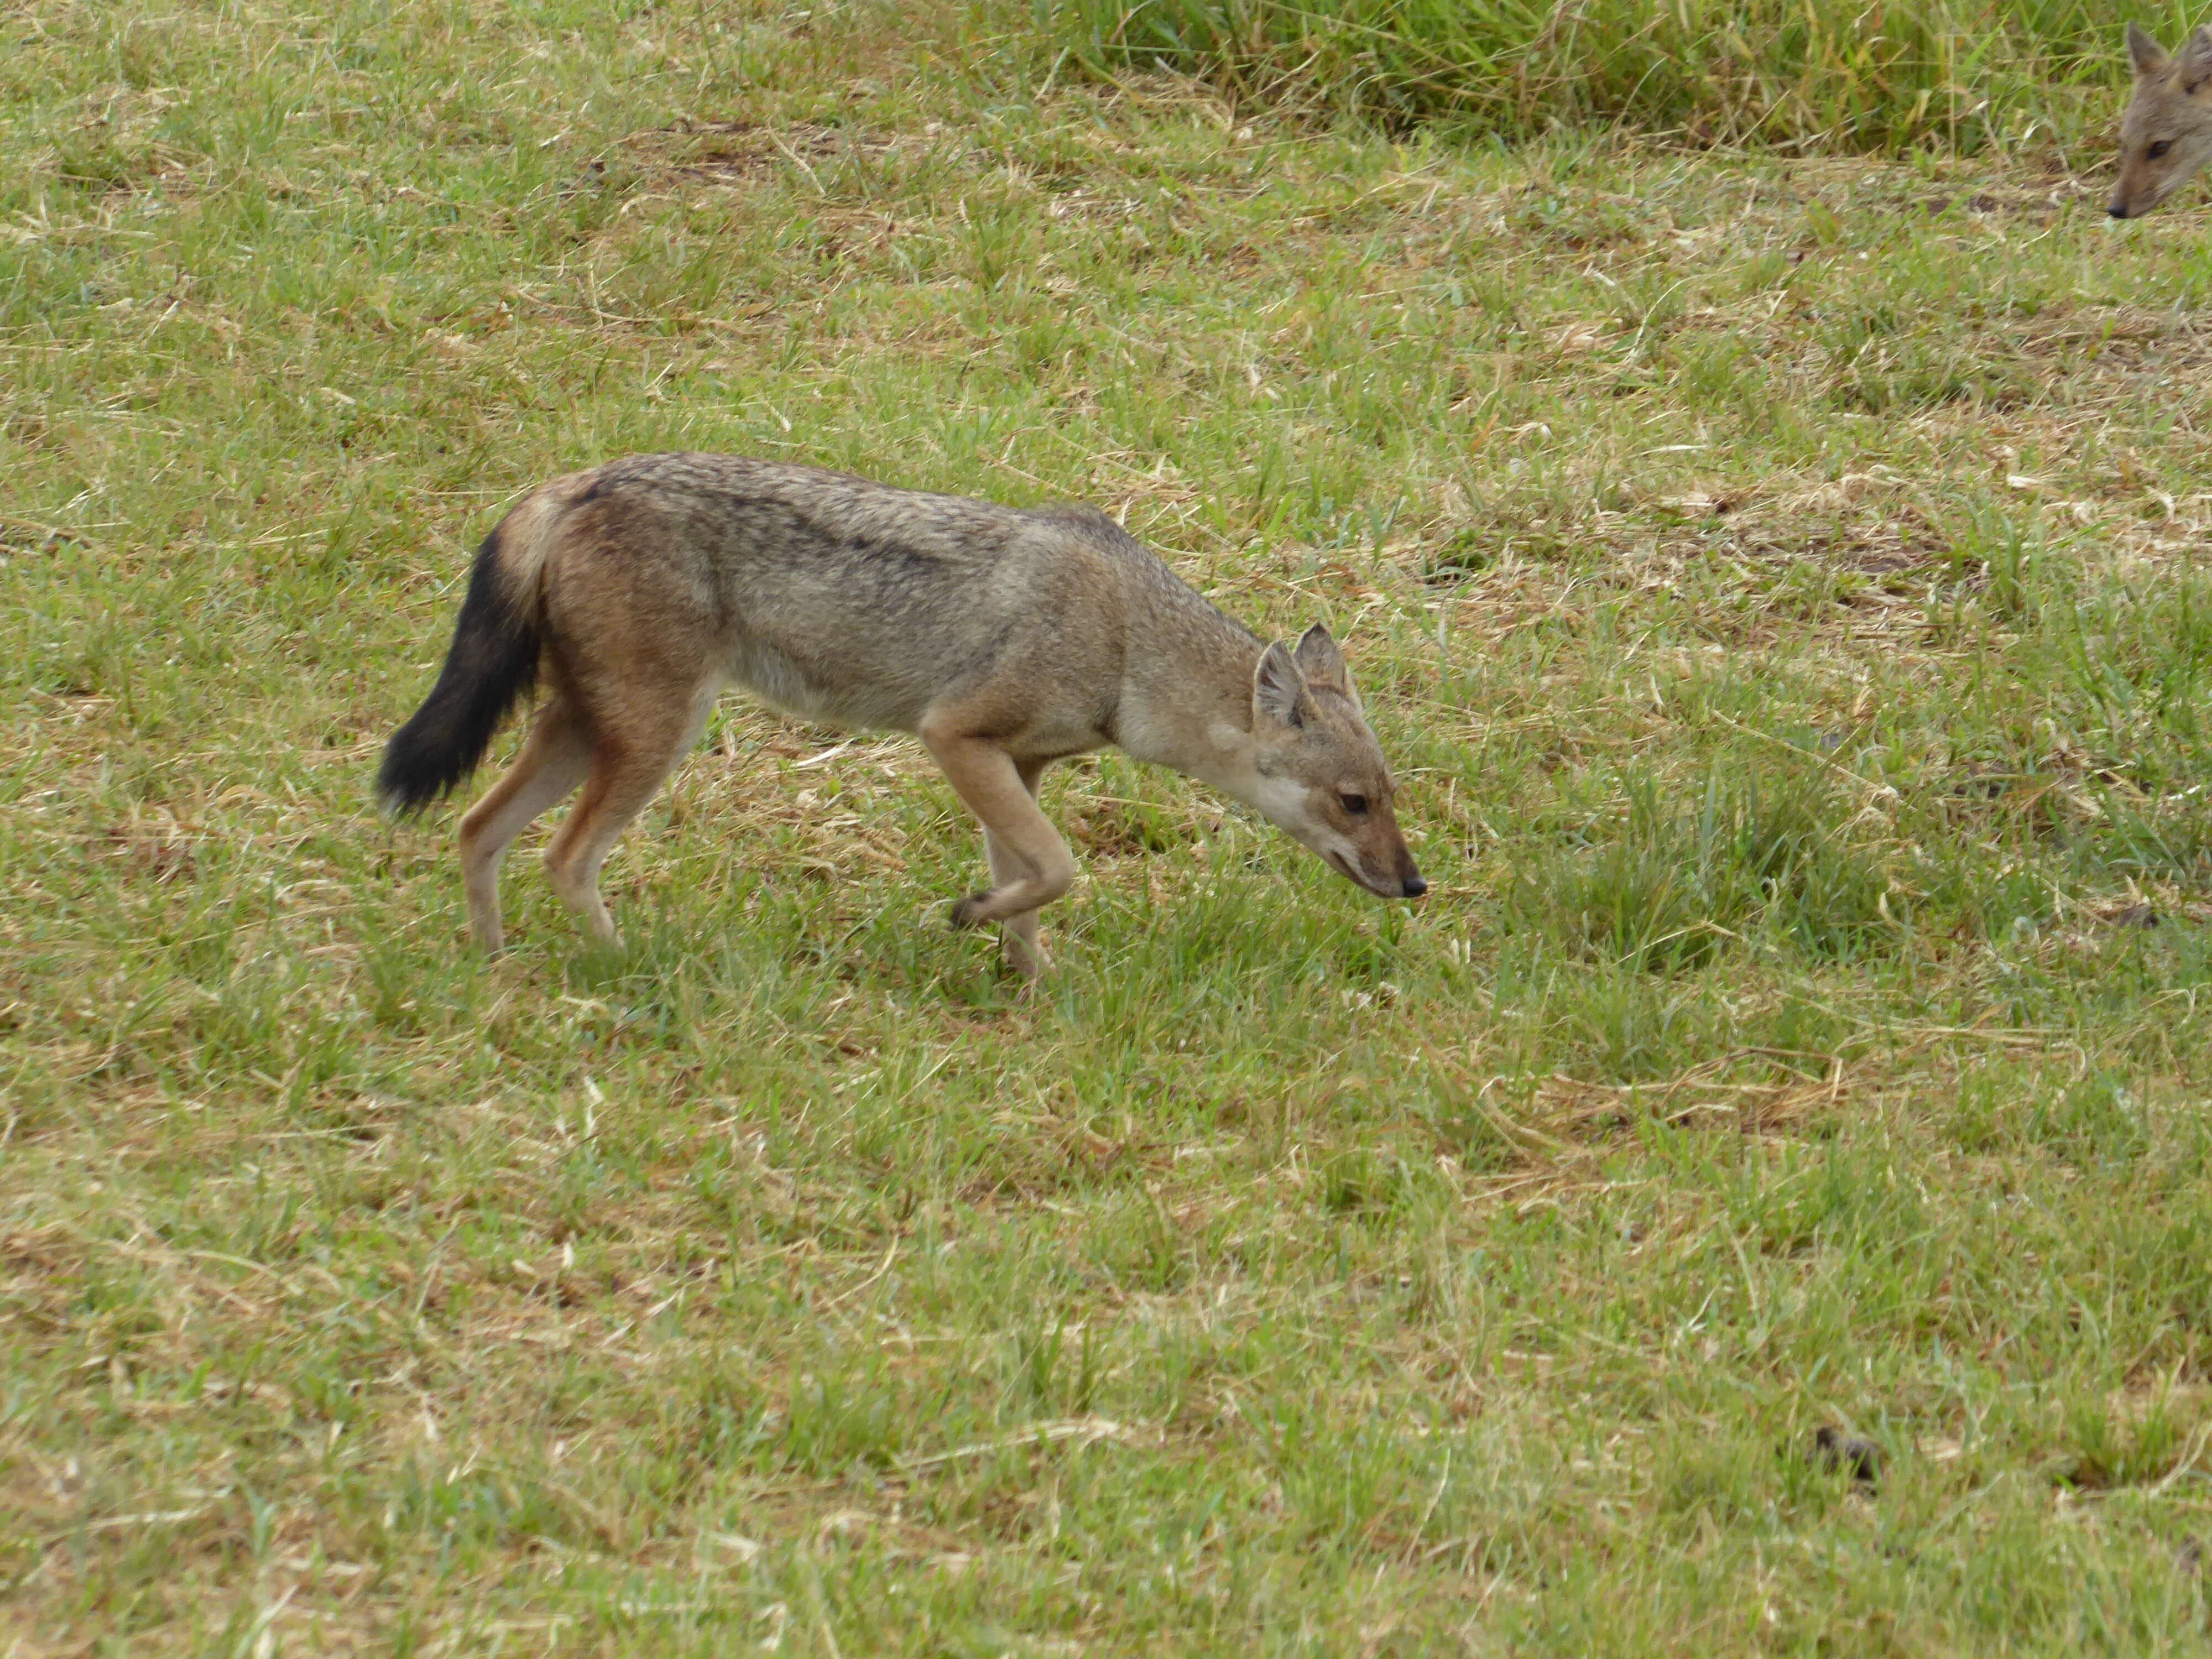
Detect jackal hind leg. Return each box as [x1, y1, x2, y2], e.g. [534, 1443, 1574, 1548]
[457, 698, 592, 952]
[542, 677, 720, 948]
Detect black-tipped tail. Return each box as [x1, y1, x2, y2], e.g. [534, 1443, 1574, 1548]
[378, 529, 541, 815]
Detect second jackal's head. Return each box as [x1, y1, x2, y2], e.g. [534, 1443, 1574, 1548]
[2111, 23, 2212, 219]
[1246, 625, 1427, 901]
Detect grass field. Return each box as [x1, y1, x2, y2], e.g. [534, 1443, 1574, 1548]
[7, 0, 2212, 1651]
[1048, 0, 2175, 151]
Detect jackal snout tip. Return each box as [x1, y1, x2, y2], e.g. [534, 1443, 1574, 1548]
[1333, 847, 1428, 900]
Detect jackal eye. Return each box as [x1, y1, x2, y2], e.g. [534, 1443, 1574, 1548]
[2150, 139, 2175, 160]
[1339, 792, 1369, 816]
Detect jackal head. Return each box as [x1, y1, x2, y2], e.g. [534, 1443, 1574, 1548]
[2111, 23, 2212, 219]
[1245, 624, 1427, 900]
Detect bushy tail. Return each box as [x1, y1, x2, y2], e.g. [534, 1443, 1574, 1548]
[377, 526, 542, 815]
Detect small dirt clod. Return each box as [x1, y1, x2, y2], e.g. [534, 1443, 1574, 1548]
[1812, 1426, 1881, 1488]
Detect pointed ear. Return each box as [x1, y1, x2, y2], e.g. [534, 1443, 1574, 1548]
[1291, 623, 1350, 693]
[2182, 24, 2212, 91]
[1253, 640, 1312, 731]
[2130, 20, 2169, 79]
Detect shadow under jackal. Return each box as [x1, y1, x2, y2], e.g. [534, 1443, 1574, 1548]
[378, 454, 1425, 975]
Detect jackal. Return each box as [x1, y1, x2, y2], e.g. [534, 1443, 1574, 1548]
[378, 454, 1425, 975]
[2111, 22, 2212, 219]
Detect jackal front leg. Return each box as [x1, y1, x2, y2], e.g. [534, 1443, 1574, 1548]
[982, 827, 1048, 978]
[980, 757, 1052, 977]
[921, 731, 1072, 973]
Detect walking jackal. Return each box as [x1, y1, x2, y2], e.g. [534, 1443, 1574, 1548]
[378, 454, 1426, 976]
[2111, 23, 2212, 219]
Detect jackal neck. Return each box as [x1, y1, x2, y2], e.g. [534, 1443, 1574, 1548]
[1113, 591, 1270, 800]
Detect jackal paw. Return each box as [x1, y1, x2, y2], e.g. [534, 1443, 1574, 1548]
[947, 891, 993, 929]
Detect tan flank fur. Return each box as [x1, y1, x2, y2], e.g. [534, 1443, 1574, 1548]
[378, 453, 1426, 976]
[2111, 22, 2212, 218]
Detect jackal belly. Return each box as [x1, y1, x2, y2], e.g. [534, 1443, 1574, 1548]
[724, 636, 926, 734]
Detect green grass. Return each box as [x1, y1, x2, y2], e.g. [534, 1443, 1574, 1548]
[7, 0, 2212, 1651]
[1050, 0, 2200, 150]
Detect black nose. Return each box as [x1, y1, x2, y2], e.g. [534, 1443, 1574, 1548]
[1402, 874, 1428, 899]
[2110, 204, 2130, 218]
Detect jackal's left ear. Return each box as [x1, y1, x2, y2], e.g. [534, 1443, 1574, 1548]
[1293, 623, 1353, 694]
[2182, 24, 2212, 91]
[1254, 640, 1314, 730]
[2129, 20, 2170, 78]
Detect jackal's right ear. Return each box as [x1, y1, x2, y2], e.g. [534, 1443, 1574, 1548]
[1254, 640, 1313, 731]
[2128, 20, 2170, 79]
[1292, 623, 1351, 694]
[2180, 25, 2212, 91]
